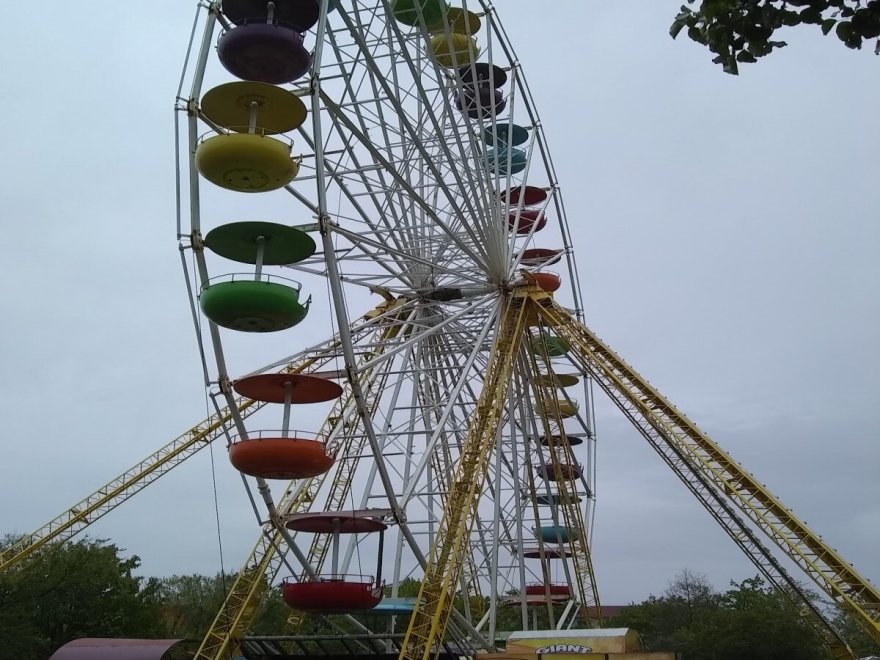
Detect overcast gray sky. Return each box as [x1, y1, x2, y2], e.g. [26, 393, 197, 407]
[0, 2, 877, 606]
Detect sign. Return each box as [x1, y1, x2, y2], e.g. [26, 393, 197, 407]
[535, 644, 593, 654]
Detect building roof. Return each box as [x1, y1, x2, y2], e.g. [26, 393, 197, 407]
[50, 639, 185, 660]
[507, 628, 633, 641]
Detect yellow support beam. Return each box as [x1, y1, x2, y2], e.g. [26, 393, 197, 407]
[196, 310, 408, 657]
[0, 352, 325, 575]
[400, 295, 528, 660]
[284, 320, 406, 634]
[537, 298, 879, 648]
[195, 393, 364, 659]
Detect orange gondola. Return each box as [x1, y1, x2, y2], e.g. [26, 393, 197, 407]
[228, 436, 333, 479]
[530, 271, 561, 292]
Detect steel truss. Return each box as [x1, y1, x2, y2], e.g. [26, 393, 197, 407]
[536, 297, 880, 653]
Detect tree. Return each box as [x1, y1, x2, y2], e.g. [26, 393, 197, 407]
[831, 605, 880, 658]
[612, 570, 831, 659]
[713, 576, 827, 660]
[612, 570, 723, 656]
[0, 535, 164, 658]
[670, 1, 880, 74]
[155, 573, 290, 639]
[155, 573, 232, 638]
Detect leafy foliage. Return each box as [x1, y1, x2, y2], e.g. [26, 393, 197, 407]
[4, 539, 877, 660]
[670, 1, 880, 73]
[155, 573, 232, 638]
[612, 570, 832, 660]
[831, 604, 880, 657]
[154, 572, 289, 639]
[0, 535, 164, 658]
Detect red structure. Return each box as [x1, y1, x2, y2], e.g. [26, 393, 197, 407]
[508, 209, 547, 234]
[499, 185, 548, 207]
[282, 576, 384, 612]
[525, 583, 571, 597]
[233, 373, 343, 403]
[228, 436, 333, 479]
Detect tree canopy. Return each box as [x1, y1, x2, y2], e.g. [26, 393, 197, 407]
[671, 1, 880, 73]
[0, 536, 164, 658]
[3, 537, 878, 659]
[610, 570, 879, 660]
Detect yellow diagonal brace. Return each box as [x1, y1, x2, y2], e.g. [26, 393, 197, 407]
[285, 319, 406, 634]
[196, 309, 408, 657]
[537, 298, 879, 646]
[0, 354, 324, 575]
[400, 296, 528, 660]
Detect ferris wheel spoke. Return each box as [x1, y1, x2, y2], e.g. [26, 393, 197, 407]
[378, 25, 500, 232]
[324, 13, 477, 264]
[320, 93, 490, 272]
[327, 22, 439, 214]
[294, 130, 416, 278]
[328, 224, 489, 286]
[331, 10, 496, 264]
[355, 298, 496, 375]
[398, 306, 501, 506]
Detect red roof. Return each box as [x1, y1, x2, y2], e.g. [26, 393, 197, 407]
[588, 605, 628, 619]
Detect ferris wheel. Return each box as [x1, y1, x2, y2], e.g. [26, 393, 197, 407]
[178, 0, 600, 655]
[173, 0, 880, 658]
[3, 1, 878, 660]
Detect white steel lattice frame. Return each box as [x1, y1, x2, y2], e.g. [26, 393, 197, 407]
[173, 0, 601, 656]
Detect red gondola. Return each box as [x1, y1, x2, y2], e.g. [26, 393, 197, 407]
[508, 209, 547, 234]
[234, 373, 343, 404]
[519, 248, 563, 267]
[282, 576, 383, 612]
[499, 185, 548, 207]
[525, 583, 571, 597]
[540, 462, 583, 481]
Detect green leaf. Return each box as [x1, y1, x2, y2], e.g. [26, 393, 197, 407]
[821, 18, 837, 34]
[781, 10, 802, 26]
[700, 0, 733, 18]
[670, 17, 688, 39]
